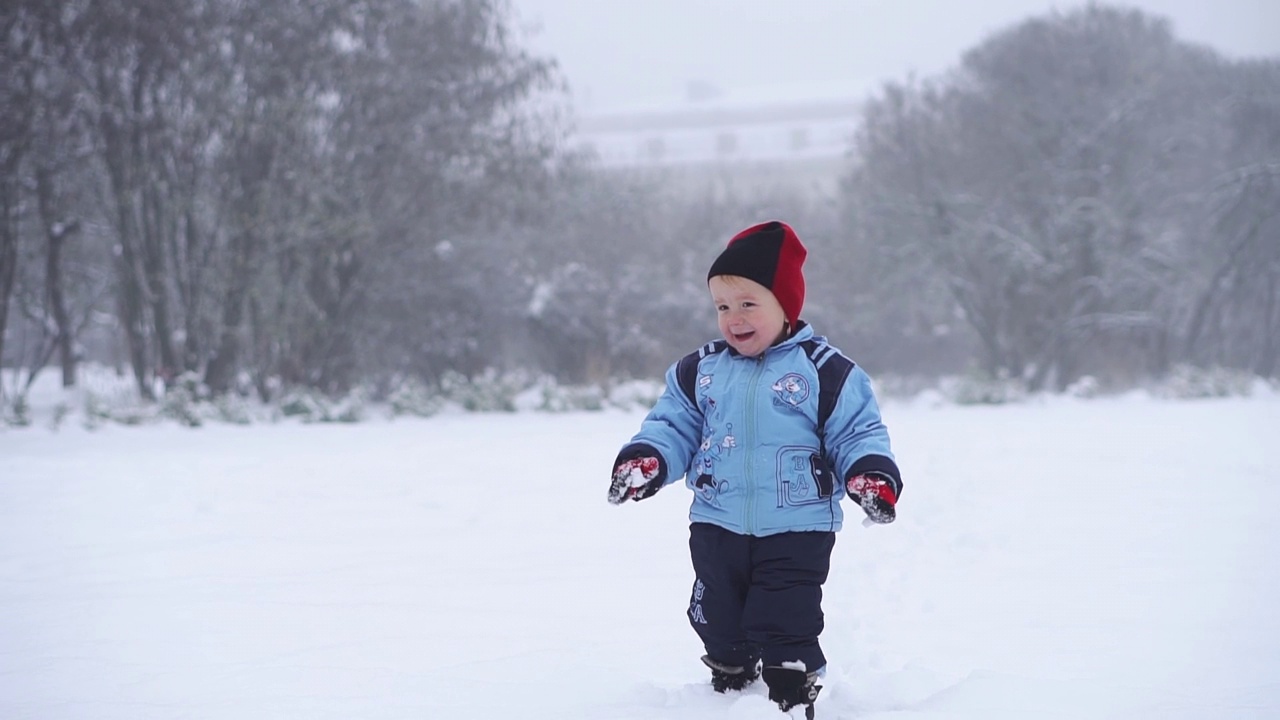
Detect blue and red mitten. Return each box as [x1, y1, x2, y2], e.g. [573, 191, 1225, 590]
[607, 445, 666, 504]
[847, 471, 898, 524]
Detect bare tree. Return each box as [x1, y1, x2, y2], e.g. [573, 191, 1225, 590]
[1179, 59, 1280, 376]
[66, 0, 216, 398]
[0, 3, 39, 384]
[289, 0, 563, 392]
[842, 5, 1259, 388]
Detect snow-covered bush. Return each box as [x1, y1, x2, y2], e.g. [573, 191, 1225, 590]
[513, 377, 606, 412]
[82, 391, 108, 430]
[49, 399, 73, 431]
[79, 388, 158, 428]
[160, 387, 202, 427]
[869, 374, 940, 401]
[1065, 375, 1102, 399]
[107, 402, 159, 426]
[941, 370, 1027, 405]
[276, 389, 330, 421]
[438, 369, 528, 412]
[606, 379, 663, 410]
[213, 394, 254, 425]
[160, 372, 208, 428]
[2, 394, 32, 427]
[325, 389, 367, 423]
[387, 377, 443, 418]
[275, 387, 366, 423]
[1155, 365, 1255, 399]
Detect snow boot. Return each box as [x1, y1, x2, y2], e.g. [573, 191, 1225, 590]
[762, 666, 821, 718]
[701, 655, 759, 693]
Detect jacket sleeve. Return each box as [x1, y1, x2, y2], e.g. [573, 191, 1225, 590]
[623, 360, 704, 487]
[823, 366, 903, 498]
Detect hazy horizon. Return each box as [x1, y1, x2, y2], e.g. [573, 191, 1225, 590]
[512, 0, 1280, 112]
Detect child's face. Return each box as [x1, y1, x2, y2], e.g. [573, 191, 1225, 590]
[709, 275, 787, 357]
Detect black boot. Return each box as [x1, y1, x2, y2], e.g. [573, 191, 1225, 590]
[701, 655, 760, 692]
[762, 666, 821, 718]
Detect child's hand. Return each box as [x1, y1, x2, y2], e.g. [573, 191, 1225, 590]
[608, 454, 664, 504]
[848, 472, 897, 523]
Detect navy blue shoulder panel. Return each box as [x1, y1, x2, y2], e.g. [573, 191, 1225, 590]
[676, 340, 729, 408]
[677, 338, 851, 429]
[799, 339, 855, 432]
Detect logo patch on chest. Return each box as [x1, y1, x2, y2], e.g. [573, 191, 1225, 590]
[771, 373, 810, 409]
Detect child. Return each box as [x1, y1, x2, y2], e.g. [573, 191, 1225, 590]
[606, 220, 901, 716]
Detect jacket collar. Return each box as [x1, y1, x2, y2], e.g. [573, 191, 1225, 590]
[724, 321, 814, 357]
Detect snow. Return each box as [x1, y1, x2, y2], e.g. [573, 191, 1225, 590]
[2, 394, 1279, 719]
[624, 467, 646, 488]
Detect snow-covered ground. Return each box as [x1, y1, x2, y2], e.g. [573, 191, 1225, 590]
[2, 393, 1278, 719]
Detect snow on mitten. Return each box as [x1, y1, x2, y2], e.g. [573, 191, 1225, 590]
[607, 446, 665, 504]
[848, 471, 897, 523]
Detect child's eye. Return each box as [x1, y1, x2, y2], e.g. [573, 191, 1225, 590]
[716, 304, 729, 312]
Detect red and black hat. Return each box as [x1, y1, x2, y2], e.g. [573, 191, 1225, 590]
[707, 220, 807, 327]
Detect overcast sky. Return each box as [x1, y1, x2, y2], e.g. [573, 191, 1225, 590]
[511, 0, 1280, 113]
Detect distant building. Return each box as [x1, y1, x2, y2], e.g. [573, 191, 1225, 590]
[570, 83, 867, 198]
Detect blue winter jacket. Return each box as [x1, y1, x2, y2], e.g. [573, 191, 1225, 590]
[620, 323, 899, 536]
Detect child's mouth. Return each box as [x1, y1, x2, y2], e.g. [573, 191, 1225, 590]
[732, 330, 755, 343]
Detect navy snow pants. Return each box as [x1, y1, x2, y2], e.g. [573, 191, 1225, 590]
[687, 522, 836, 673]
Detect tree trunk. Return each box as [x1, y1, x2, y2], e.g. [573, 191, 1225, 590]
[101, 143, 155, 400]
[178, 201, 205, 373]
[94, 67, 155, 400]
[115, 234, 155, 400]
[1258, 271, 1279, 378]
[0, 177, 18, 381]
[203, 230, 254, 395]
[35, 164, 79, 387]
[141, 180, 179, 384]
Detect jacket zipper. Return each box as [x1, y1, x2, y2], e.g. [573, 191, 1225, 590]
[742, 355, 765, 534]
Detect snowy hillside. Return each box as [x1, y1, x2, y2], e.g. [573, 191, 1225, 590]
[2, 395, 1278, 719]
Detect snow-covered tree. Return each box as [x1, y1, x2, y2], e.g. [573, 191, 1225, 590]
[841, 5, 1277, 389]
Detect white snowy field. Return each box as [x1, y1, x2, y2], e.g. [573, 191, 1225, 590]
[2, 394, 1278, 720]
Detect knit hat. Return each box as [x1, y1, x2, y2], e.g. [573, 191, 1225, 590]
[707, 220, 807, 327]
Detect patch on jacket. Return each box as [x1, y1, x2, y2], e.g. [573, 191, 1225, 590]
[771, 373, 811, 410]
